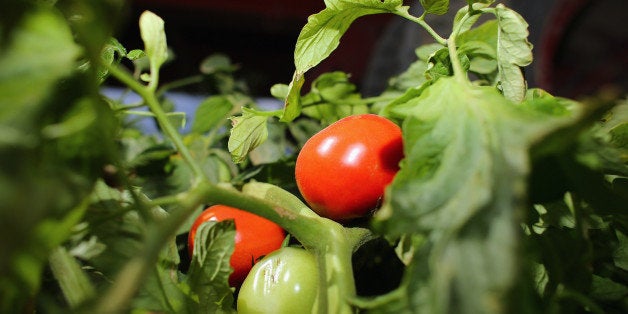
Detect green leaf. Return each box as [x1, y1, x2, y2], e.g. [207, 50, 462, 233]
[590, 274, 628, 302]
[0, 6, 115, 312]
[286, 0, 403, 121]
[521, 89, 574, 117]
[420, 0, 449, 15]
[132, 232, 185, 313]
[614, 230, 628, 271]
[199, 53, 238, 75]
[248, 122, 289, 165]
[294, 0, 403, 74]
[139, 10, 168, 81]
[416, 43, 444, 61]
[466, 0, 494, 5]
[84, 182, 187, 312]
[380, 82, 431, 121]
[456, 20, 498, 75]
[280, 71, 305, 122]
[185, 220, 236, 313]
[127, 49, 145, 60]
[301, 71, 368, 124]
[79, 37, 127, 84]
[270, 83, 290, 100]
[425, 47, 470, 80]
[373, 77, 582, 313]
[452, 2, 491, 35]
[228, 108, 269, 163]
[191, 96, 233, 134]
[494, 4, 532, 102]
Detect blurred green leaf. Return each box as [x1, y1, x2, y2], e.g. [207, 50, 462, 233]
[0, 4, 118, 311]
[614, 230, 628, 271]
[590, 275, 628, 302]
[270, 83, 289, 100]
[49, 246, 95, 309]
[132, 231, 185, 312]
[191, 96, 233, 134]
[139, 10, 168, 85]
[127, 49, 146, 60]
[200, 53, 238, 75]
[0, 8, 80, 129]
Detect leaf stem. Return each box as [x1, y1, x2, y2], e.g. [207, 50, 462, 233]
[395, 8, 447, 46]
[156, 74, 204, 97]
[105, 63, 206, 184]
[239, 182, 360, 313]
[447, 9, 473, 83]
[49, 247, 95, 309]
[446, 37, 466, 83]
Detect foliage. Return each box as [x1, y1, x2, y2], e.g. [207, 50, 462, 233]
[0, 0, 626, 313]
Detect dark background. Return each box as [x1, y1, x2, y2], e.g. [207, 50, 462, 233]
[114, 0, 627, 99]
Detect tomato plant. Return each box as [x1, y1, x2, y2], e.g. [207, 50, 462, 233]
[2, 1, 626, 314]
[237, 247, 319, 313]
[295, 114, 403, 221]
[188, 205, 285, 286]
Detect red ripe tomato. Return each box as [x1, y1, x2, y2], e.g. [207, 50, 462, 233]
[188, 205, 286, 287]
[295, 114, 403, 221]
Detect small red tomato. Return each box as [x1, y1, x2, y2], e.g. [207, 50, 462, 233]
[188, 205, 286, 287]
[295, 114, 403, 221]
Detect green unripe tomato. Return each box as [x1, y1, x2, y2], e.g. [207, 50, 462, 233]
[237, 247, 319, 314]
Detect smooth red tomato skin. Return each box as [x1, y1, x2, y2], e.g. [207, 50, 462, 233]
[295, 114, 403, 221]
[187, 205, 285, 287]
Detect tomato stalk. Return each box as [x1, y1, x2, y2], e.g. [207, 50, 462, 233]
[394, 8, 447, 46]
[94, 178, 361, 312]
[104, 63, 207, 185]
[103, 57, 363, 314]
[238, 182, 370, 313]
[446, 5, 483, 84]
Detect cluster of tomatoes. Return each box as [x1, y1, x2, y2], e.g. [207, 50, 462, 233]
[187, 114, 404, 313]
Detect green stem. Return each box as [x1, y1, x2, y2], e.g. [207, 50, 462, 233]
[156, 74, 204, 97]
[395, 8, 447, 46]
[314, 224, 356, 314]
[447, 37, 466, 83]
[240, 182, 360, 313]
[148, 61, 160, 92]
[113, 102, 146, 111]
[49, 247, 95, 309]
[95, 178, 359, 313]
[94, 182, 210, 313]
[447, 9, 472, 83]
[105, 64, 206, 184]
